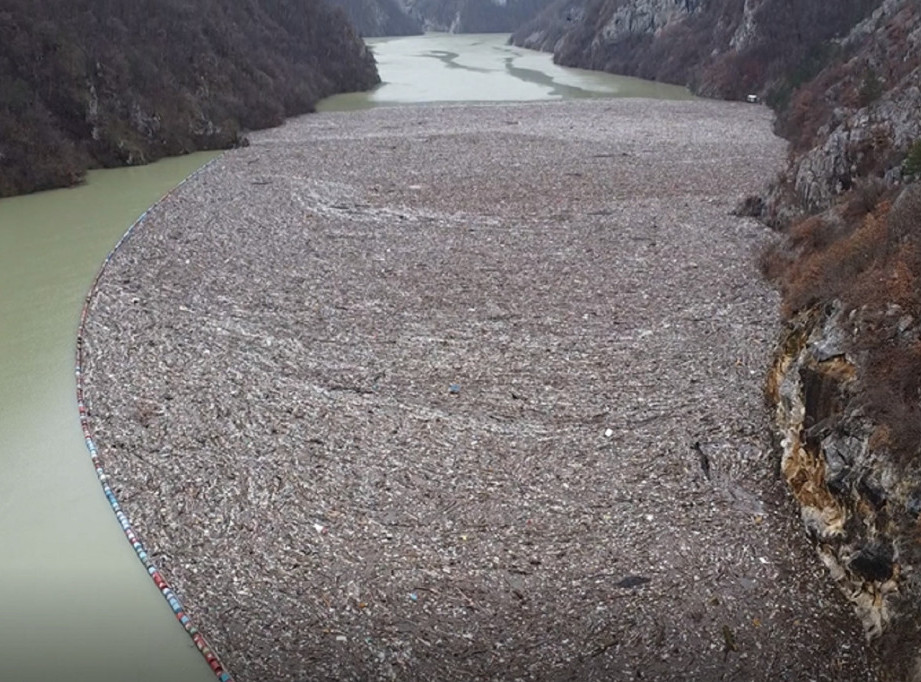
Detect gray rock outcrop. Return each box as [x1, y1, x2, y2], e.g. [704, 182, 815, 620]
[511, 0, 880, 99]
[400, 0, 554, 32]
[787, 0, 921, 212]
[793, 81, 921, 210]
[326, 0, 423, 36]
[770, 301, 921, 680]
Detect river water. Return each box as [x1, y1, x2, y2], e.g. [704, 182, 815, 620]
[0, 155, 217, 681]
[0, 33, 690, 680]
[320, 33, 693, 110]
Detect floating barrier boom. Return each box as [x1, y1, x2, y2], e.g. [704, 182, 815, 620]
[74, 158, 234, 682]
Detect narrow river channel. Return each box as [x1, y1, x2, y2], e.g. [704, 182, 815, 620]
[320, 33, 693, 110]
[0, 154, 218, 680]
[0, 33, 690, 680]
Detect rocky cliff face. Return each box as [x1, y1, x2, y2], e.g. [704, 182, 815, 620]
[756, 3, 921, 675]
[513, 0, 702, 63]
[512, 0, 921, 216]
[789, 81, 921, 213]
[512, 0, 880, 99]
[769, 295, 921, 680]
[517, 0, 921, 674]
[0, 0, 379, 197]
[401, 0, 554, 33]
[773, 1, 921, 216]
[327, 0, 423, 36]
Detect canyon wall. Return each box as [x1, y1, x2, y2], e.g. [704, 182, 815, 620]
[0, 0, 380, 197]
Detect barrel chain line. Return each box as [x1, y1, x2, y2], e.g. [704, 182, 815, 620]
[74, 158, 234, 682]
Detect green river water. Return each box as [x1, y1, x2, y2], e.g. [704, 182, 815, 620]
[320, 33, 693, 110]
[0, 33, 690, 680]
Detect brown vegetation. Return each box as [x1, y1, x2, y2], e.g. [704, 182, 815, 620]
[513, 0, 879, 101]
[775, 3, 920, 151]
[0, 0, 379, 197]
[764, 182, 921, 463]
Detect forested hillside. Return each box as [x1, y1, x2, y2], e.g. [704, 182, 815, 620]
[0, 0, 379, 197]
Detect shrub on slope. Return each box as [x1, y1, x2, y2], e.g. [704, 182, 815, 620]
[0, 0, 379, 196]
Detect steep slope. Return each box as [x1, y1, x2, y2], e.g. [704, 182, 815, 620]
[517, 1, 921, 677]
[513, 0, 919, 220]
[758, 6, 921, 678]
[326, 0, 423, 36]
[0, 0, 379, 197]
[771, 1, 921, 213]
[512, 0, 880, 99]
[402, 0, 554, 33]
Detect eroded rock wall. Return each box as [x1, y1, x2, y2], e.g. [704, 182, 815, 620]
[400, 0, 554, 32]
[512, 0, 880, 98]
[769, 303, 921, 680]
[779, 2, 921, 215]
[327, 0, 423, 36]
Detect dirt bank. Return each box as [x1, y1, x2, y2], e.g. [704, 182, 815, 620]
[81, 99, 876, 680]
